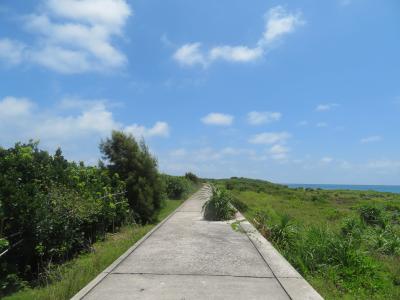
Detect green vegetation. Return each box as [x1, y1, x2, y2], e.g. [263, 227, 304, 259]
[100, 131, 163, 223]
[4, 199, 183, 300]
[1, 131, 199, 297]
[211, 177, 400, 299]
[202, 186, 236, 221]
[162, 173, 200, 200]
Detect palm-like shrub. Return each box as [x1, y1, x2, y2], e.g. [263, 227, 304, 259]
[203, 186, 236, 221]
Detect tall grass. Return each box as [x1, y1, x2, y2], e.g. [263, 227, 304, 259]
[214, 177, 400, 299]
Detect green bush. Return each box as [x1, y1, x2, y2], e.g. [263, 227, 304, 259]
[100, 131, 163, 223]
[203, 186, 236, 221]
[184, 172, 199, 183]
[0, 142, 129, 297]
[163, 175, 191, 199]
[359, 205, 387, 228]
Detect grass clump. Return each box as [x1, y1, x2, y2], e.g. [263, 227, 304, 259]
[203, 186, 236, 221]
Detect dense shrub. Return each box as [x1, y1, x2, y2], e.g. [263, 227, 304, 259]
[359, 205, 387, 228]
[203, 186, 236, 221]
[163, 175, 191, 199]
[0, 142, 129, 296]
[184, 172, 199, 183]
[100, 131, 164, 223]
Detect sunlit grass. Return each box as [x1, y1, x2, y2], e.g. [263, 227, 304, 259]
[212, 178, 400, 300]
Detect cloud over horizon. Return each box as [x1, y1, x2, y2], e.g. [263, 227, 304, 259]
[0, 96, 169, 161]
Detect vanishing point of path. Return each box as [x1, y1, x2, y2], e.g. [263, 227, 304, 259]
[73, 185, 323, 300]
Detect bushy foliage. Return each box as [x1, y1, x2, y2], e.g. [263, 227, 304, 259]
[100, 131, 163, 223]
[0, 142, 129, 296]
[184, 172, 200, 183]
[359, 205, 387, 228]
[162, 175, 191, 200]
[203, 186, 236, 221]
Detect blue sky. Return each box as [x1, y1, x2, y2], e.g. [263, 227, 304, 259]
[0, 0, 399, 185]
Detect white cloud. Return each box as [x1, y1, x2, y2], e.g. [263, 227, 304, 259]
[247, 111, 282, 125]
[316, 103, 338, 112]
[173, 43, 206, 67]
[361, 136, 382, 144]
[209, 46, 263, 63]
[260, 6, 304, 45]
[166, 146, 256, 168]
[0, 39, 25, 65]
[125, 122, 170, 139]
[46, 0, 131, 29]
[249, 131, 291, 145]
[0, 96, 169, 160]
[321, 157, 333, 163]
[169, 148, 187, 157]
[173, 6, 304, 67]
[366, 160, 400, 170]
[316, 122, 328, 128]
[0, 96, 34, 118]
[220, 147, 256, 156]
[0, 0, 131, 73]
[269, 144, 290, 161]
[201, 113, 234, 126]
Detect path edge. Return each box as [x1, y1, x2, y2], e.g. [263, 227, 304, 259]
[235, 211, 324, 300]
[70, 186, 204, 300]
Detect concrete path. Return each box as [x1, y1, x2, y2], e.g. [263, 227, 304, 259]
[72, 185, 323, 300]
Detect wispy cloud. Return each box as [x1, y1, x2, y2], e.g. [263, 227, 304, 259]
[249, 131, 291, 145]
[173, 6, 304, 67]
[361, 136, 382, 144]
[321, 157, 333, 163]
[0, 0, 132, 73]
[269, 144, 290, 161]
[125, 122, 170, 138]
[247, 111, 281, 125]
[315, 103, 339, 112]
[365, 160, 400, 174]
[201, 113, 234, 126]
[316, 122, 328, 128]
[0, 39, 25, 65]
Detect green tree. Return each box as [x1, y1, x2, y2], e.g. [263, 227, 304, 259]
[100, 131, 163, 223]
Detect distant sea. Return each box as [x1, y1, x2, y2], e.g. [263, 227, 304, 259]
[286, 183, 400, 194]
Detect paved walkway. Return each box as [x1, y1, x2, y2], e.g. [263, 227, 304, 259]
[73, 185, 323, 300]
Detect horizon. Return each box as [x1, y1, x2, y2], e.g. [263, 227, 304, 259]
[1, 0, 399, 185]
